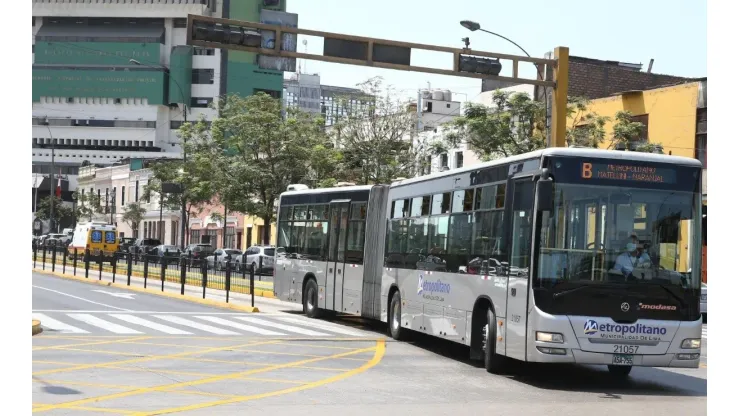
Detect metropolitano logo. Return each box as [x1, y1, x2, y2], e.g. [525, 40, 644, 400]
[417, 274, 424, 295]
[584, 319, 599, 335]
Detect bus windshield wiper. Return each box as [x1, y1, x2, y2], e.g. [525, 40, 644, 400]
[552, 285, 592, 299]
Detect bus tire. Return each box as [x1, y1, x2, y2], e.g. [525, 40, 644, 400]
[303, 279, 320, 318]
[484, 308, 505, 374]
[607, 365, 632, 378]
[389, 290, 405, 341]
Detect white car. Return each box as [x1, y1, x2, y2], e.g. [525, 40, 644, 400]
[700, 282, 707, 319]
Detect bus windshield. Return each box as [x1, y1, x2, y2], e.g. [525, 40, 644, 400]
[535, 183, 701, 291]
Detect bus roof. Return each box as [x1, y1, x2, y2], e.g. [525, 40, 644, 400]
[391, 147, 703, 188]
[280, 184, 375, 197]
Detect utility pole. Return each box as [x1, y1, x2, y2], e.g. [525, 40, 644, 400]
[42, 118, 56, 233]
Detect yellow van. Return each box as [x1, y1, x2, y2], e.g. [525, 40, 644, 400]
[68, 222, 119, 264]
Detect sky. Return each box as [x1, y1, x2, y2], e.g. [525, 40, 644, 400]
[284, 0, 707, 103]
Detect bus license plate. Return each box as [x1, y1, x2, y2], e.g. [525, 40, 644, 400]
[612, 354, 633, 366]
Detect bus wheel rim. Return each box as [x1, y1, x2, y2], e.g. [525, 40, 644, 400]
[392, 301, 400, 331]
[307, 288, 315, 311]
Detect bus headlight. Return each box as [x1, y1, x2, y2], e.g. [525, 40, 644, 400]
[681, 338, 701, 349]
[536, 332, 564, 343]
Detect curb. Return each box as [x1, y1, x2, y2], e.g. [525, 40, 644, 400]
[32, 260, 275, 299]
[33, 269, 260, 313]
[32, 320, 42, 336]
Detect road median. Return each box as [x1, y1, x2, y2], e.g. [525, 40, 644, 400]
[32, 266, 261, 313]
[32, 319, 42, 336]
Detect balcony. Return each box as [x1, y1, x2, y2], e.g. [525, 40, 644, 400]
[33, 0, 214, 18]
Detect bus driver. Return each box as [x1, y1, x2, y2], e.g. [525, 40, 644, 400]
[615, 235, 652, 280]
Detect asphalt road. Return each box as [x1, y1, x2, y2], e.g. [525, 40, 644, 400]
[32, 273, 707, 415]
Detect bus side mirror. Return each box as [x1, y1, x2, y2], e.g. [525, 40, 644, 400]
[537, 179, 554, 211]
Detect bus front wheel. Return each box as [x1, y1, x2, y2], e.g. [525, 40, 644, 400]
[303, 279, 320, 318]
[607, 365, 632, 378]
[483, 308, 506, 374]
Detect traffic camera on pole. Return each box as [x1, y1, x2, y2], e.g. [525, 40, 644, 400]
[192, 21, 262, 47]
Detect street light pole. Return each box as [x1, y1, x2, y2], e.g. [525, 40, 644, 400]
[129, 59, 189, 250]
[42, 118, 56, 233]
[460, 20, 568, 147]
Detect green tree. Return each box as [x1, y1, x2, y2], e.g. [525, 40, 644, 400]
[445, 90, 547, 160]
[73, 191, 103, 222]
[609, 110, 664, 153]
[35, 196, 76, 229]
[121, 203, 146, 238]
[330, 76, 441, 183]
[190, 92, 333, 244]
[566, 96, 610, 148]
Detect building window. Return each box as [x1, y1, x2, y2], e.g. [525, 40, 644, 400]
[630, 114, 649, 142]
[454, 151, 463, 169]
[121, 186, 126, 206]
[190, 229, 201, 245]
[190, 97, 213, 108]
[191, 68, 214, 84]
[225, 227, 236, 248]
[173, 18, 187, 28]
[440, 153, 449, 169]
[193, 47, 215, 56]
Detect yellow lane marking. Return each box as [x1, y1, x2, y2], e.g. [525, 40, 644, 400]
[104, 366, 222, 379]
[33, 341, 382, 413]
[173, 356, 269, 366]
[32, 379, 139, 390]
[700, 363, 707, 368]
[239, 377, 309, 385]
[67, 405, 136, 414]
[115, 341, 217, 350]
[232, 348, 369, 361]
[278, 342, 359, 351]
[130, 340, 386, 416]
[33, 360, 78, 366]
[162, 389, 240, 399]
[33, 336, 152, 351]
[32, 339, 280, 376]
[293, 365, 347, 372]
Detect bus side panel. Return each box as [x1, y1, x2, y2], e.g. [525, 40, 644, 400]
[361, 185, 389, 320]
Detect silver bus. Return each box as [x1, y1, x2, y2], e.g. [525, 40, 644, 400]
[274, 148, 704, 377]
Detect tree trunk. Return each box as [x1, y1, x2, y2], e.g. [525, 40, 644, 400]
[261, 215, 271, 244]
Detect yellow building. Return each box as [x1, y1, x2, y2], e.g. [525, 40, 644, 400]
[242, 216, 277, 248]
[570, 80, 707, 276]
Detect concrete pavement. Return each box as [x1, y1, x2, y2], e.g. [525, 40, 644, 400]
[32, 272, 706, 415]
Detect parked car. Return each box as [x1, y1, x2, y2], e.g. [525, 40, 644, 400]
[129, 238, 162, 260]
[154, 244, 181, 265]
[701, 282, 707, 321]
[236, 245, 277, 274]
[180, 243, 216, 266]
[118, 237, 137, 253]
[205, 248, 242, 271]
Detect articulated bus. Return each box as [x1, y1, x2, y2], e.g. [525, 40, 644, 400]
[274, 148, 704, 377]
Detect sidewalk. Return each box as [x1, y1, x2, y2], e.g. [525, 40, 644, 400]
[32, 261, 302, 315]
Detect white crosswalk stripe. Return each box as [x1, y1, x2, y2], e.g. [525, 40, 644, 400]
[702, 325, 707, 339]
[67, 314, 143, 335]
[234, 316, 330, 336]
[153, 315, 240, 335]
[31, 312, 372, 338]
[194, 316, 286, 336]
[32, 313, 89, 334]
[110, 314, 193, 335]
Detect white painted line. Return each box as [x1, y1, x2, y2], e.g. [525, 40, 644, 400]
[234, 316, 329, 336]
[195, 316, 286, 336]
[109, 314, 193, 335]
[32, 313, 89, 334]
[276, 317, 365, 336]
[32, 310, 260, 315]
[67, 314, 143, 334]
[32, 285, 131, 312]
[153, 315, 240, 335]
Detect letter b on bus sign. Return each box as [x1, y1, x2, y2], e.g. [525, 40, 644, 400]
[582, 163, 593, 179]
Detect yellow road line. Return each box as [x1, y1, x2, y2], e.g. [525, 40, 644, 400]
[32, 379, 139, 390]
[32, 339, 279, 376]
[103, 365, 223, 379]
[232, 348, 369, 361]
[33, 336, 152, 351]
[67, 405, 136, 414]
[173, 356, 269, 366]
[293, 365, 348, 372]
[131, 340, 386, 416]
[239, 377, 309, 385]
[115, 340, 217, 350]
[33, 360, 77, 366]
[162, 389, 240, 399]
[33, 340, 383, 413]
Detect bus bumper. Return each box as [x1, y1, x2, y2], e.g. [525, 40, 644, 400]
[529, 348, 700, 368]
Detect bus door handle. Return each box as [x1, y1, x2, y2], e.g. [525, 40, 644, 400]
[511, 288, 516, 297]
[329, 268, 333, 273]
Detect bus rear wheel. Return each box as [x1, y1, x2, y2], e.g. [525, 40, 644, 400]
[389, 291, 405, 340]
[483, 308, 506, 374]
[303, 279, 320, 318]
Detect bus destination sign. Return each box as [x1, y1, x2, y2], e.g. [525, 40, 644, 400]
[581, 162, 677, 184]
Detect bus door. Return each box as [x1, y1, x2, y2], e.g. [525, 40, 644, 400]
[325, 200, 350, 312]
[504, 177, 535, 361]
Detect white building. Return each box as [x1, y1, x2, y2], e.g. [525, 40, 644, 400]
[283, 73, 375, 126]
[417, 85, 536, 176]
[32, 1, 223, 198]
